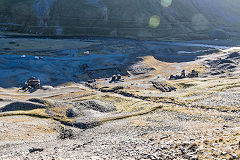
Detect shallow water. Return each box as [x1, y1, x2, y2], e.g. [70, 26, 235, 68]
[0, 37, 231, 57]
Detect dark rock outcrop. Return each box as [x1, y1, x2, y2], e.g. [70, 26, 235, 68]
[0, 102, 45, 112]
[227, 52, 240, 59]
[206, 58, 238, 75]
[152, 82, 176, 92]
[169, 70, 198, 80]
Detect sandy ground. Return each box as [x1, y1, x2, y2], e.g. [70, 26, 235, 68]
[0, 38, 240, 159]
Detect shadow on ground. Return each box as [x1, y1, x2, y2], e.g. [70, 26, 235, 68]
[0, 37, 223, 88]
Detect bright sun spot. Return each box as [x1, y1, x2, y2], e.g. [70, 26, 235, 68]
[161, 0, 172, 7]
[149, 15, 160, 28]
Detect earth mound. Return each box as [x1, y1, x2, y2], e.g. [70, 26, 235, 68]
[66, 99, 116, 118]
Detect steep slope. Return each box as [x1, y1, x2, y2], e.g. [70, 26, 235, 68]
[0, 0, 240, 39]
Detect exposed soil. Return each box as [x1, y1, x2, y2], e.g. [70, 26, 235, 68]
[0, 38, 240, 159]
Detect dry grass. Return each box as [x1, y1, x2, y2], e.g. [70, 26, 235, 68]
[141, 56, 176, 77]
[44, 90, 94, 100]
[96, 94, 155, 113]
[27, 124, 56, 134]
[101, 105, 163, 123]
[197, 133, 240, 159]
[0, 109, 50, 118]
[0, 108, 74, 124]
[2, 117, 31, 123]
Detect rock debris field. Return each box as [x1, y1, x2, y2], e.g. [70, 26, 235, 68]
[1, 37, 240, 159]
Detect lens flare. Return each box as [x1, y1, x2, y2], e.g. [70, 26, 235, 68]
[149, 15, 160, 28]
[192, 14, 209, 31]
[161, 0, 172, 7]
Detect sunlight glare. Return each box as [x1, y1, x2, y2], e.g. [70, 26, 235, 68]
[149, 15, 160, 28]
[161, 0, 172, 7]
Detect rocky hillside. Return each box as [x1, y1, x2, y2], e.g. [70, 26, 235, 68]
[0, 0, 240, 40]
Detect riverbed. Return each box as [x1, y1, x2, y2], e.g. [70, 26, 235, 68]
[0, 37, 236, 88]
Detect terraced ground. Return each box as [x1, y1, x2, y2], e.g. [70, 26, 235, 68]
[1, 1, 240, 159]
[1, 41, 240, 159]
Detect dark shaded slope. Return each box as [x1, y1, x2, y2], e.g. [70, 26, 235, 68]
[0, 0, 239, 40]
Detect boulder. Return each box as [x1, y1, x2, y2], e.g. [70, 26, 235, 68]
[111, 75, 117, 81]
[187, 70, 199, 78]
[117, 74, 122, 80]
[24, 76, 41, 90]
[169, 75, 176, 80]
[181, 70, 186, 78]
[29, 148, 44, 153]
